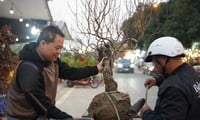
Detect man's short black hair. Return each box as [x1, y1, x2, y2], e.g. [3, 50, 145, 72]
[37, 25, 65, 44]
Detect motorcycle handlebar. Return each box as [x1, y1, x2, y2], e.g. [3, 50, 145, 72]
[128, 98, 145, 118]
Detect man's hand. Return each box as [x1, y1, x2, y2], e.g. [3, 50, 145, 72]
[97, 57, 107, 72]
[140, 104, 151, 117]
[144, 77, 157, 89]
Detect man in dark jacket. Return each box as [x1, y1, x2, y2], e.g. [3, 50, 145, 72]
[6, 25, 104, 119]
[140, 36, 200, 120]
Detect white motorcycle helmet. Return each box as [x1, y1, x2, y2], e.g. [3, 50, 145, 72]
[145, 36, 185, 62]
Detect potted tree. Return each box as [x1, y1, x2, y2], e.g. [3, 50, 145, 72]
[0, 25, 18, 116]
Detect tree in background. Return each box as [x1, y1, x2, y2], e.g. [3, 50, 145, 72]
[121, 0, 200, 64]
[70, 0, 137, 56]
[121, 2, 161, 50]
[122, 0, 200, 50]
[143, 0, 200, 49]
[68, 0, 160, 67]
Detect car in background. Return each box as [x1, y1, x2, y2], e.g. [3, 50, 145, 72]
[115, 58, 135, 73]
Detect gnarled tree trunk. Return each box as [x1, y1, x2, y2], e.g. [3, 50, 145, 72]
[87, 44, 131, 120]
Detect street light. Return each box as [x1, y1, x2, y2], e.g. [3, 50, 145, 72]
[153, 3, 159, 8]
[19, 16, 23, 22]
[9, 8, 14, 14]
[9, 2, 14, 14]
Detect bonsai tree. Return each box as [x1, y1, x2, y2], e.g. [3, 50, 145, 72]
[0, 25, 18, 94]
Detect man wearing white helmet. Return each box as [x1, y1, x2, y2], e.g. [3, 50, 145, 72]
[140, 36, 200, 120]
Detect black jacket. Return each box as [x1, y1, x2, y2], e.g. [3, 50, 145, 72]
[17, 42, 98, 119]
[143, 63, 200, 120]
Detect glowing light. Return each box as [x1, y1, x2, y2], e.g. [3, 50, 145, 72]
[9, 8, 14, 14]
[25, 23, 30, 27]
[153, 3, 159, 8]
[26, 36, 30, 39]
[19, 17, 23, 22]
[31, 26, 40, 35]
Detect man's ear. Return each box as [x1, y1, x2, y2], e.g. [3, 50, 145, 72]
[37, 40, 46, 50]
[39, 40, 46, 47]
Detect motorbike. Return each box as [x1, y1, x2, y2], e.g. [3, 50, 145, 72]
[66, 76, 103, 88]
